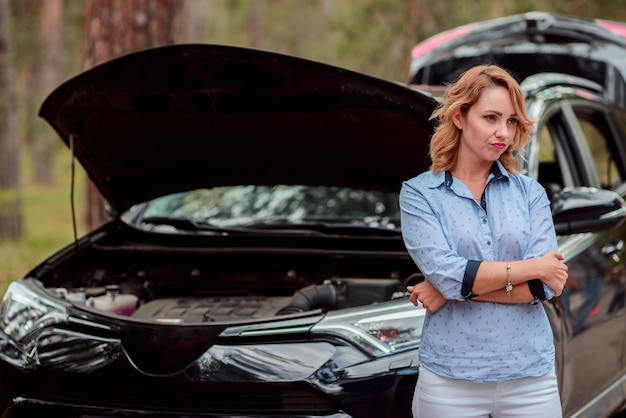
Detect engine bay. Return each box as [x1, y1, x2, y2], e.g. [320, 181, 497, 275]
[43, 242, 421, 323]
[54, 277, 406, 323]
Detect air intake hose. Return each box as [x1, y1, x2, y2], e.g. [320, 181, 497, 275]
[277, 283, 338, 315]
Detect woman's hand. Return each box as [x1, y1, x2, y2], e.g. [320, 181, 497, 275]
[407, 280, 447, 313]
[537, 251, 569, 296]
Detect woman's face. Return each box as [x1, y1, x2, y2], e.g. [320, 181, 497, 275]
[452, 85, 518, 166]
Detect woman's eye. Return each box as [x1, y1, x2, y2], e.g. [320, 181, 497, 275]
[507, 118, 519, 125]
[485, 115, 496, 121]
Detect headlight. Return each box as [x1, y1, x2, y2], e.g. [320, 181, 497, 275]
[0, 280, 69, 342]
[311, 299, 425, 356]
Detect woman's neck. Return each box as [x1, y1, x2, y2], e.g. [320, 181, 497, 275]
[451, 160, 492, 182]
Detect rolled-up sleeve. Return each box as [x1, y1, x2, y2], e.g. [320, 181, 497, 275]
[400, 177, 471, 299]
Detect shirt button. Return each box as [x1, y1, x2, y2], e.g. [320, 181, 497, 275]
[487, 241, 491, 245]
[482, 218, 487, 224]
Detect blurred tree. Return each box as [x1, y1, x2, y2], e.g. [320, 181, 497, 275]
[0, 0, 22, 241]
[82, 0, 185, 231]
[25, 0, 63, 186]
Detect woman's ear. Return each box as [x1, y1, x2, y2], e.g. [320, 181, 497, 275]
[452, 110, 463, 130]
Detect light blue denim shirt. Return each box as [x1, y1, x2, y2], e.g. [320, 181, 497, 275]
[400, 161, 558, 382]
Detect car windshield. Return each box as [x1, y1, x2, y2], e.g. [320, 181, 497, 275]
[132, 185, 401, 230]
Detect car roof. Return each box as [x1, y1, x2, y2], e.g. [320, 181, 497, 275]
[409, 11, 626, 107]
[39, 44, 437, 214]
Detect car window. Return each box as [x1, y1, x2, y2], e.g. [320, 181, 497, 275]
[537, 101, 626, 192]
[536, 107, 579, 195]
[574, 108, 624, 190]
[538, 125, 564, 188]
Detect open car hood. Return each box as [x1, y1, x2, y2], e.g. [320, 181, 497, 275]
[39, 44, 437, 214]
[409, 11, 626, 106]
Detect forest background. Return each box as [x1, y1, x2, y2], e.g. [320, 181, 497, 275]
[1, 0, 626, 298]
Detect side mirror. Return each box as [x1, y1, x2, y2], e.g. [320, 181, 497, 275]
[551, 186, 626, 235]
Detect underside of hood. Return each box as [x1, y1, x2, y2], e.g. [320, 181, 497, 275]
[39, 44, 437, 214]
[409, 11, 626, 106]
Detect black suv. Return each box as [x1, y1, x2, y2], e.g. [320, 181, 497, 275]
[0, 11, 626, 418]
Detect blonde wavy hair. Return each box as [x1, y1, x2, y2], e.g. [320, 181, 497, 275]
[429, 64, 534, 174]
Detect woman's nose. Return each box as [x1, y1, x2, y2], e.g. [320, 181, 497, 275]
[495, 123, 511, 139]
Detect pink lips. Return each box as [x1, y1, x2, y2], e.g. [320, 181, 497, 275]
[492, 142, 506, 150]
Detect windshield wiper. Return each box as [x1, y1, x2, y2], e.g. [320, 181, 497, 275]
[139, 216, 332, 236]
[239, 220, 401, 236]
[140, 216, 240, 233]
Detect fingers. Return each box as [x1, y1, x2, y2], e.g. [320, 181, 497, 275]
[407, 281, 447, 312]
[407, 286, 419, 306]
[544, 250, 565, 261]
[544, 256, 568, 296]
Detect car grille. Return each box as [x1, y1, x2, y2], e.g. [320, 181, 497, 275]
[21, 375, 337, 414]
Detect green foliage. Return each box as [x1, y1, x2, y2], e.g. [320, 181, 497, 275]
[10, 0, 41, 68]
[329, 0, 415, 79]
[0, 187, 20, 204]
[0, 149, 87, 298]
[184, 0, 626, 84]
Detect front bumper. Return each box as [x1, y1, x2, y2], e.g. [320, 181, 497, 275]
[0, 328, 419, 418]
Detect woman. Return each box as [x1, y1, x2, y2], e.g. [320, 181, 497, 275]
[400, 64, 568, 417]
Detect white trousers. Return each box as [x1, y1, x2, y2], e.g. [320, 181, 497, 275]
[412, 367, 562, 418]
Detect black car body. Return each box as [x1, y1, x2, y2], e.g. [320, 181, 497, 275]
[1, 11, 626, 418]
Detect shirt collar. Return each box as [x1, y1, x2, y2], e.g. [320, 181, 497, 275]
[428, 160, 510, 190]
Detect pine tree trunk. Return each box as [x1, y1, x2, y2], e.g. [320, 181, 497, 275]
[82, 0, 184, 231]
[0, 0, 22, 241]
[31, 0, 63, 186]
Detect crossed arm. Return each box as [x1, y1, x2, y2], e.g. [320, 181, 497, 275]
[408, 251, 568, 313]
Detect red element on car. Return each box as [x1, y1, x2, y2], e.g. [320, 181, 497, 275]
[411, 25, 476, 59]
[596, 19, 626, 38]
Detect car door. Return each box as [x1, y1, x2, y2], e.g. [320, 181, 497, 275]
[533, 94, 626, 417]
